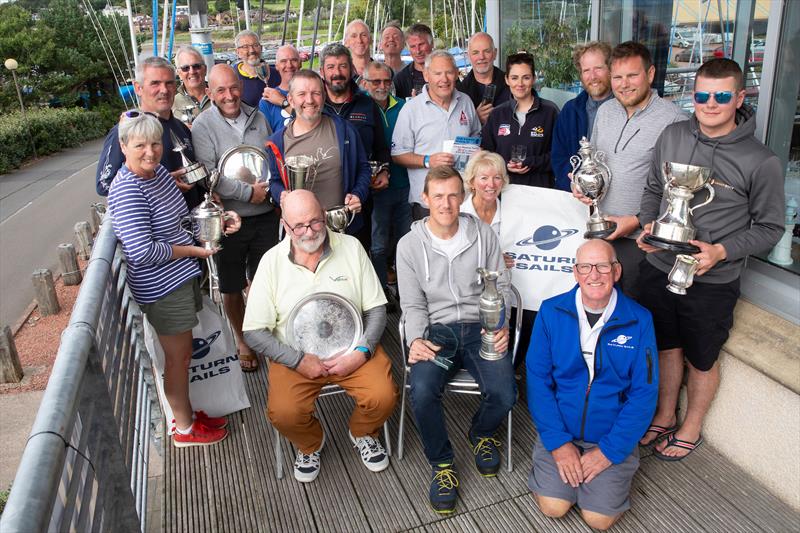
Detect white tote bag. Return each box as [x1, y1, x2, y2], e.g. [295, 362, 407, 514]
[144, 295, 251, 434]
[501, 185, 587, 311]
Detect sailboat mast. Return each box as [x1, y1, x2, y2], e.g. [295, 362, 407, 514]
[125, 0, 139, 68]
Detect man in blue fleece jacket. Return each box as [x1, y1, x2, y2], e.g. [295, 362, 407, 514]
[527, 239, 658, 531]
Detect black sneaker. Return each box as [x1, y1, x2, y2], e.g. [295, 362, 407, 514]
[470, 435, 501, 476]
[429, 463, 459, 514]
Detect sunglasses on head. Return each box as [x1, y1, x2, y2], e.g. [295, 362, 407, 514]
[179, 63, 204, 72]
[123, 109, 142, 118]
[693, 91, 734, 104]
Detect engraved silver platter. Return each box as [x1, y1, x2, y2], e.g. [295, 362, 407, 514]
[218, 144, 269, 185]
[286, 292, 363, 360]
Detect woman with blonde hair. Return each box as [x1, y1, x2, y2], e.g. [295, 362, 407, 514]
[460, 150, 509, 240]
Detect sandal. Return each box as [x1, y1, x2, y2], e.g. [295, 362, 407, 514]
[239, 352, 259, 373]
[653, 433, 703, 462]
[639, 424, 678, 447]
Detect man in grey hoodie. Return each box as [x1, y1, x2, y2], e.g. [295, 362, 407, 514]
[192, 64, 276, 372]
[573, 41, 687, 299]
[396, 166, 515, 514]
[636, 59, 784, 460]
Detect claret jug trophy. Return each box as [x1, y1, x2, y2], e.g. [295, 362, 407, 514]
[570, 137, 617, 239]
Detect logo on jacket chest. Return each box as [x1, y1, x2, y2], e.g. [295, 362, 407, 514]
[497, 124, 511, 136]
[530, 126, 544, 138]
[349, 112, 368, 123]
[459, 110, 468, 125]
[608, 334, 634, 350]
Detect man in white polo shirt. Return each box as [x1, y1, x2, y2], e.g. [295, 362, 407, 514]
[242, 190, 396, 483]
[392, 50, 481, 220]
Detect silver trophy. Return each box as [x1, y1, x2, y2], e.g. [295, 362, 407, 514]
[286, 292, 363, 360]
[477, 268, 506, 361]
[170, 130, 210, 185]
[218, 144, 269, 185]
[177, 104, 200, 125]
[368, 160, 388, 186]
[283, 155, 317, 191]
[570, 137, 617, 239]
[325, 205, 355, 233]
[666, 254, 700, 295]
[642, 162, 717, 254]
[181, 193, 232, 303]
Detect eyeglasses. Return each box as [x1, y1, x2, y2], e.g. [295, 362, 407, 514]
[693, 91, 734, 104]
[237, 43, 260, 50]
[574, 262, 618, 275]
[367, 79, 392, 86]
[179, 63, 204, 72]
[284, 218, 325, 236]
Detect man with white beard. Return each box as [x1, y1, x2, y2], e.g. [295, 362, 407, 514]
[233, 30, 279, 107]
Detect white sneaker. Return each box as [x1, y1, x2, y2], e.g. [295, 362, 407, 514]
[349, 431, 389, 472]
[293, 432, 325, 482]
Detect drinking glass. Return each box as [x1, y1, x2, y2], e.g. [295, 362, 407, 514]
[511, 145, 527, 164]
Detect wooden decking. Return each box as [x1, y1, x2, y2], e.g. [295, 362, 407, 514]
[149, 310, 800, 532]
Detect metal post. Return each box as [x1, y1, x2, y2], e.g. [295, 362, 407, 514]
[280, 0, 291, 45]
[125, 0, 139, 69]
[244, 0, 251, 30]
[309, 1, 323, 70]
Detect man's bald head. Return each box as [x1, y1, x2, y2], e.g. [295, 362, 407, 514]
[207, 64, 242, 118]
[282, 190, 327, 254]
[282, 190, 324, 222]
[576, 238, 617, 263]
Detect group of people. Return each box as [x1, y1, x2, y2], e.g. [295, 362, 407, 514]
[97, 20, 785, 531]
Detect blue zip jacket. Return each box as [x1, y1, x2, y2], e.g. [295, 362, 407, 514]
[266, 109, 371, 233]
[551, 90, 589, 192]
[526, 284, 658, 464]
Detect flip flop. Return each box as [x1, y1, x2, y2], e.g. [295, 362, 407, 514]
[239, 352, 259, 373]
[639, 424, 678, 447]
[653, 433, 703, 462]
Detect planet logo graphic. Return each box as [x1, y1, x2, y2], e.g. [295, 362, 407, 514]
[516, 225, 579, 250]
[191, 330, 222, 360]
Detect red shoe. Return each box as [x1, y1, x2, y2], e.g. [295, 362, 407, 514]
[173, 421, 228, 448]
[195, 410, 228, 429]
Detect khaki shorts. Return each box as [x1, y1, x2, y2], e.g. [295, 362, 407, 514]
[140, 277, 202, 336]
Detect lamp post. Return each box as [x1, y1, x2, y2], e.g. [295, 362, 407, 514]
[4, 58, 36, 159]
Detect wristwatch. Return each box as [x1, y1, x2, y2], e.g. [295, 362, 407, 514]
[423, 155, 431, 169]
[354, 345, 372, 360]
[281, 98, 290, 109]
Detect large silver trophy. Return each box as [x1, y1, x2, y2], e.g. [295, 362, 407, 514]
[666, 254, 700, 295]
[286, 292, 363, 360]
[170, 131, 210, 185]
[570, 137, 617, 239]
[477, 268, 506, 361]
[283, 155, 317, 191]
[218, 144, 269, 185]
[642, 162, 716, 254]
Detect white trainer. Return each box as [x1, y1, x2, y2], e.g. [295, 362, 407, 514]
[349, 431, 389, 472]
[293, 432, 325, 482]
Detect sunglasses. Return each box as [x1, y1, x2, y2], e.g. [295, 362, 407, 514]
[124, 110, 141, 118]
[179, 63, 204, 72]
[693, 91, 734, 104]
[367, 79, 392, 86]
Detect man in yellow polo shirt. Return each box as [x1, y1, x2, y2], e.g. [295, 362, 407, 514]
[242, 190, 396, 483]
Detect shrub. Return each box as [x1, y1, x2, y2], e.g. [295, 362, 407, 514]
[0, 104, 120, 174]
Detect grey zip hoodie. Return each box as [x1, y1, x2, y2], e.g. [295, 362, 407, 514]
[191, 102, 273, 217]
[639, 105, 785, 284]
[396, 213, 508, 344]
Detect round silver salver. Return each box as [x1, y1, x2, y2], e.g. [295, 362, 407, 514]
[286, 292, 363, 360]
[217, 144, 269, 185]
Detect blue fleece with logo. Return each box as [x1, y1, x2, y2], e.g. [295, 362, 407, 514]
[551, 90, 589, 192]
[526, 284, 658, 464]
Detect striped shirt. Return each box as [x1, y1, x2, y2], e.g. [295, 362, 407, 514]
[108, 164, 201, 304]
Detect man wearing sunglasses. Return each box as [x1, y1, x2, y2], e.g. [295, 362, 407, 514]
[636, 58, 785, 461]
[233, 30, 279, 108]
[172, 45, 211, 126]
[527, 238, 657, 531]
[242, 189, 395, 483]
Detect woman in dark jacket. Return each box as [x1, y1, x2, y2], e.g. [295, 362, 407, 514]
[480, 53, 559, 188]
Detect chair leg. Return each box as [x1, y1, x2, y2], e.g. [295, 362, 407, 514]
[506, 411, 513, 473]
[397, 370, 409, 460]
[383, 421, 392, 457]
[274, 425, 284, 479]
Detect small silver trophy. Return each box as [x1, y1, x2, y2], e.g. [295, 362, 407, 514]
[570, 137, 616, 239]
[177, 104, 200, 126]
[643, 162, 717, 254]
[283, 155, 317, 191]
[181, 193, 232, 303]
[666, 254, 700, 295]
[368, 160, 388, 186]
[477, 268, 506, 361]
[325, 205, 355, 233]
[170, 130, 210, 185]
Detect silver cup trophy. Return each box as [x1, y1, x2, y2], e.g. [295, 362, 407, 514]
[368, 160, 387, 186]
[325, 205, 356, 233]
[283, 155, 317, 191]
[666, 254, 700, 295]
[181, 193, 232, 303]
[177, 104, 200, 126]
[570, 137, 617, 239]
[642, 162, 716, 254]
[477, 268, 506, 361]
[170, 131, 210, 185]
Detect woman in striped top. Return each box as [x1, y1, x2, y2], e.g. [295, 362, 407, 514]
[108, 111, 238, 447]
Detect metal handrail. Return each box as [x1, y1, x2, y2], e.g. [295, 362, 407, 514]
[0, 220, 159, 532]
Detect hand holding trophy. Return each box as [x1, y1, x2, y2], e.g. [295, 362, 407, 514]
[569, 137, 617, 239]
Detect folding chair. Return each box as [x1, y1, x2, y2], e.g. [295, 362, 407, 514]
[395, 285, 523, 472]
[273, 381, 393, 479]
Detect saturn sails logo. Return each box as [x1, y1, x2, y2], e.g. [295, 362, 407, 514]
[516, 225, 579, 250]
[191, 330, 222, 360]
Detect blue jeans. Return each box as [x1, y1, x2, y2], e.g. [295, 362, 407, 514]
[408, 322, 516, 466]
[370, 187, 412, 287]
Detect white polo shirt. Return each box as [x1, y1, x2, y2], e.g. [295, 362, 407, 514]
[392, 86, 480, 206]
[242, 230, 387, 345]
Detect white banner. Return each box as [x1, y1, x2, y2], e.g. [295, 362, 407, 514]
[501, 185, 587, 311]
